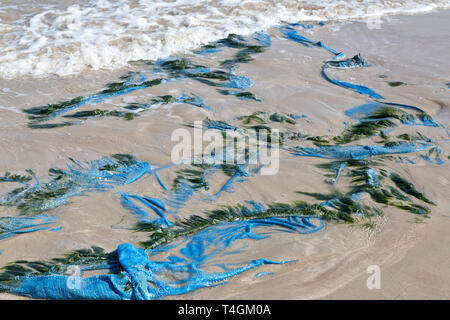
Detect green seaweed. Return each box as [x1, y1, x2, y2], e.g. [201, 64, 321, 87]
[139, 200, 352, 249]
[63, 109, 136, 120]
[216, 90, 259, 101]
[334, 119, 395, 144]
[237, 112, 267, 125]
[269, 112, 296, 125]
[221, 45, 266, 68]
[0, 246, 114, 288]
[388, 81, 406, 87]
[172, 164, 212, 192]
[0, 172, 32, 183]
[390, 173, 435, 205]
[307, 136, 330, 146]
[24, 96, 86, 119]
[28, 122, 76, 129]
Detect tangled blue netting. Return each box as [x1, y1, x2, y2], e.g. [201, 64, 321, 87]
[3, 215, 323, 300]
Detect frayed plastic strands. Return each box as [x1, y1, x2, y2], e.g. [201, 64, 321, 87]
[2, 214, 323, 300]
[0, 154, 150, 215]
[280, 25, 340, 55]
[23, 31, 273, 129]
[325, 54, 370, 69]
[280, 23, 385, 100]
[223, 75, 254, 91]
[345, 102, 439, 129]
[4, 244, 289, 300]
[178, 93, 212, 111]
[0, 215, 56, 240]
[288, 143, 433, 160]
[120, 193, 173, 228]
[255, 272, 274, 278]
[24, 76, 170, 123]
[322, 67, 384, 99]
[253, 31, 272, 47]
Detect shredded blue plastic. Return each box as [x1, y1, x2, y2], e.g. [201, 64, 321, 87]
[0, 215, 56, 240]
[120, 193, 173, 227]
[255, 271, 274, 278]
[223, 75, 254, 91]
[178, 93, 212, 111]
[253, 31, 272, 47]
[366, 168, 382, 187]
[322, 67, 384, 99]
[345, 102, 439, 127]
[5, 215, 323, 300]
[288, 143, 433, 160]
[0, 155, 151, 215]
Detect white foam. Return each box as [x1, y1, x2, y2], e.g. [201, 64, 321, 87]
[0, 0, 449, 78]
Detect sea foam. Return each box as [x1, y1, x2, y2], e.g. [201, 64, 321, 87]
[0, 0, 449, 78]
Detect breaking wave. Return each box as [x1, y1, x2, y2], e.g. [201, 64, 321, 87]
[0, 0, 449, 78]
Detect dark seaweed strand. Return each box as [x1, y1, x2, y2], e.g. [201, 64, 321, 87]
[331, 107, 434, 145]
[0, 247, 117, 289]
[333, 107, 404, 144]
[24, 77, 165, 125]
[390, 173, 435, 205]
[23, 33, 268, 128]
[0, 154, 140, 215]
[310, 159, 433, 215]
[0, 172, 33, 184]
[24, 96, 86, 119]
[236, 111, 296, 125]
[220, 45, 267, 69]
[0, 199, 370, 290]
[172, 164, 213, 192]
[139, 201, 338, 250]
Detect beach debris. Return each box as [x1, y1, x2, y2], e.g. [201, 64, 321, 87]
[288, 143, 433, 160]
[0, 154, 150, 215]
[0, 215, 56, 240]
[325, 54, 370, 69]
[0, 208, 323, 300]
[388, 81, 406, 87]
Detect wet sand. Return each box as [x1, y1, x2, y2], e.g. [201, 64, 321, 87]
[0, 9, 449, 300]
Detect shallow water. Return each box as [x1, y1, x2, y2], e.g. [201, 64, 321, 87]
[0, 0, 449, 77]
[0, 4, 449, 300]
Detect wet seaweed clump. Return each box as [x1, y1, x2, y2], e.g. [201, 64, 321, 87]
[388, 81, 406, 87]
[334, 107, 405, 144]
[326, 54, 370, 69]
[236, 111, 296, 125]
[0, 246, 115, 289]
[0, 171, 33, 184]
[389, 172, 435, 205]
[304, 158, 435, 216]
[0, 154, 150, 215]
[140, 201, 329, 249]
[63, 109, 136, 121]
[24, 96, 86, 120]
[172, 164, 212, 192]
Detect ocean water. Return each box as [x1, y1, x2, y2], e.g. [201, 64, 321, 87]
[0, 0, 449, 78]
[0, 1, 449, 300]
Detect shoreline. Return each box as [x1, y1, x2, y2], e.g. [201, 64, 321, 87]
[0, 8, 449, 300]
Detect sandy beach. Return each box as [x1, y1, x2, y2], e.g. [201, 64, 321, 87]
[0, 3, 449, 300]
